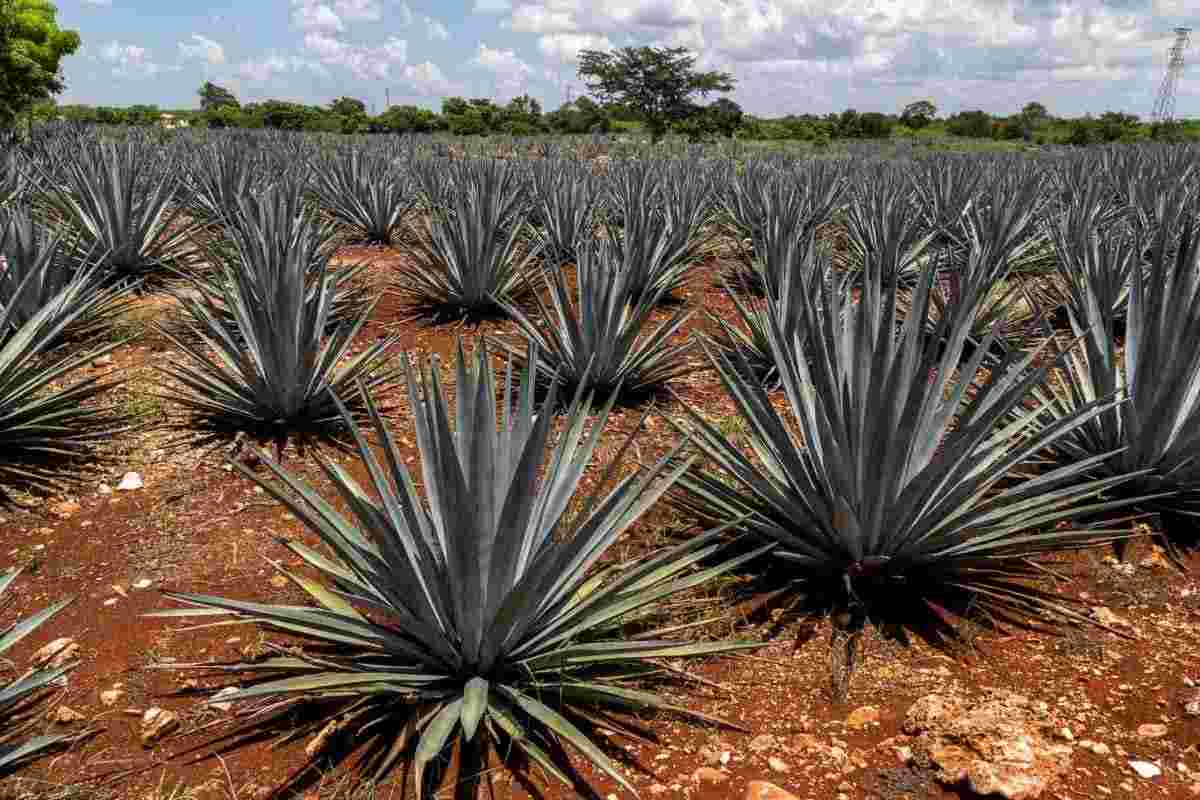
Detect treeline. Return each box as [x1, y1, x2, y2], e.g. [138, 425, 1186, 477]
[37, 82, 1200, 145]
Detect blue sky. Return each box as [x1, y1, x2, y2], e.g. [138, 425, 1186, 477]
[55, 0, 1198, 118]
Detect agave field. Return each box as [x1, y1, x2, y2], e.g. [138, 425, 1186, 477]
[1, 125, 1200, 800]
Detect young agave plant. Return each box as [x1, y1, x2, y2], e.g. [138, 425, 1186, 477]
[1028, 182, 1200, 551]
[310, 148, 414, 246]
[0, 568, 80, 777]
[527, 158, 598, 267]
[156, 181, 401, 449]
[1, 269, 127, 488]
[604, 161, 709, 304]
[37, 139, 201, 286]
[498, 239, 696, 404]
[152, 342, 761, 797]
[398, 158, 535, 321]
[0, 209, 134, 345]
[844, 164, 935, 289]
[673, 250, 1148, 698]
[185, 139, 273, 228]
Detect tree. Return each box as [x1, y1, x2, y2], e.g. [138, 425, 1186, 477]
[577, 46, 735, 142]
[946, 109, 994, 138]
[0, 0, 80, 128]
[500, 95, 543, 135]
[328, 96, 366, 117]
[899, 99, 936, 129]
[858, 111, 894, 139]
[706, 97, 743, 137]
[1020, 101, 1048, 123]
[198, 81, 239, 111]
[373, 104, 439, 134]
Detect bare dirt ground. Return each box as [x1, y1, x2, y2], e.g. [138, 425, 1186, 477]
[2, 246, 1199, 800]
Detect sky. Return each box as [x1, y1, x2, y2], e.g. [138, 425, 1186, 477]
[54, 0, 1199, 118]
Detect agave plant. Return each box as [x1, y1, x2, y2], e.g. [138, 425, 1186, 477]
[310, 148, 414, 246]
[527, 158, 599, 267]
[1, 269, 127, 488]
[706, 234, 825, 386]
[498, 239, 696, 404]
[397, 158, 535, 321]
[673, 247, 1147, 698]
[920, 162, 1051, 364]
[1027, 181, 1200, 551]
[843, 164, 934, 289]
[0, 209, 134, 345]
[0, 148, 26, 208]
[156, 181, 401, 448]
[152, 342, 760, 797]
[604, 160, 709, 304]
[185, 139, 274, 229]
[0, 568, 80, 777]
[37, 139, 201, 285]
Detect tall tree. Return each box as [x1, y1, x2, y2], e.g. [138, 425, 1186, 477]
[577, 46, 735, 142]
[329, 96, 366, 117]
[1020, 101, 1048, 122]
[198, 81, 239, 111]
[899, 99, 937, 129]
[706, 97, 743, 137]
[0, 0, 80, 128]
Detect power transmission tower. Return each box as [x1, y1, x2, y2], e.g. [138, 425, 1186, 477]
[1152, 27, 1191, 124]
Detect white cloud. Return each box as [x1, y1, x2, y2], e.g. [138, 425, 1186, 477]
[402, 61, 461, 96]
[474, 0, 512, 12]
[497, 0, 1191, 115]
[291, 0, 344, 33]
[334, 0, 382, 21]
[178, 34, 226, 65]
[423, 16, 450, 41]
[467, 43, 535, 97]
[236, 54, 328, 83]
[537, 32, 611, 63]
[300, 33, 409, 80]
[98, 41, 177, 79]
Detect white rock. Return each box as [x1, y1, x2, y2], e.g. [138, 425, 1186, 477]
[209, 686, 240, 712]
[768, 757, 790, 773]
[117, 472, 144, 491]
[100, 688, 125, 706]
[97, 483, 113, 495]
[133, 578, 153, 590]
[1130, 761, 1162, 779]
[32, 637, 79, 668]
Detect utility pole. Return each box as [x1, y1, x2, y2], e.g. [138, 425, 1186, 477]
[385, 88, 390, 110]
[1152, 27, 1191, 124]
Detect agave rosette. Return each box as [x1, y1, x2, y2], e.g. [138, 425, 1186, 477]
[156, 180, 400, 446]
[527, 158, 599, 267]
[0, 208, 134, 345]
[1025, 180, 1200, 549]
[498, 238, 697, 404]
[152, 342, 762, 796]
[37, 139, 202, 286]
[0, 568, 80, 777]
[397, 158, 535, 321]
[1, 267, 128, 487]
[674, 243, 1151, 666]
[310, 148, 414, 246]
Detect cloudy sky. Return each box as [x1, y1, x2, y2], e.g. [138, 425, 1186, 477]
[56, 0, 1197, 118]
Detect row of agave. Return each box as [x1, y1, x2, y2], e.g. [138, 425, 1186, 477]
[2, 131, 1200, 795]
